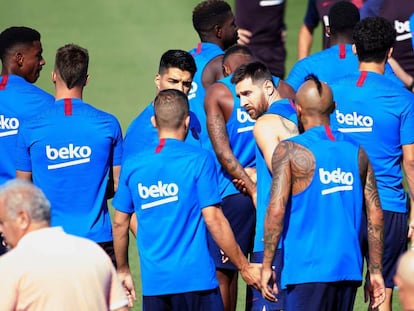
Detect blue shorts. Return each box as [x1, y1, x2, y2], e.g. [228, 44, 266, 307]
[143, 288, 223, 311]
[245, 251, 285, 311]
[360, 210, 407, 288]
[285, 281, 359, 311]
[208, 193, 255, 270]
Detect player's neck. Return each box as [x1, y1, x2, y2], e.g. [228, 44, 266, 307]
[359, 61, 385, 75]
[55, 86, 83, 101]
[157, 129, 186, 141]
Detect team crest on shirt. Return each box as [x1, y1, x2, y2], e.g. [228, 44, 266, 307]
[45, 144, 91, 169]
[138, 181, 179, 209]
[335, 110, 374, 133]
[0, 114, 19, 137]
[319, 168, 354, 195]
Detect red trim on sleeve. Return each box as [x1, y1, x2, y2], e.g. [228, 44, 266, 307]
[339, 44, 346, 59]
[64, 98, 73, 116]
[356, 71, 367, 87]
[325, 124, 336, 141]
[155, 138, 166, 153]
[0, 75, 9, 90]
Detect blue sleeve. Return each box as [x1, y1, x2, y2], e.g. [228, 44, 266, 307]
[410, 13, 414, 51]
[303, 0, 319, 29]
[197, 152, 222, 209]
[112, 165, 134, 214]
[400, 93, 414, 146]
[285, 59, 308, 92]
[15, 124, 32, 172]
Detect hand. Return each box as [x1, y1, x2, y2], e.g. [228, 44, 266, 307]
[237, 28, 252, 45]
[245, 167, 257, 184]
[232, 178, 247, 193]
[117, 270, 137, 308]
[261, 266, 278, 302]
[240, 262, 262, 290]
[364, 272, 385, 310]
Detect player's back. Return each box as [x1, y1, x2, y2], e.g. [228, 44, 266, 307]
[16, 98, 123, 242]
[0, 74, 53, 184]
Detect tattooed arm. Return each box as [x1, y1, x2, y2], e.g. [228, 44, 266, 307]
[359, 147, 385, 309]
[205, 82, 256, 200]
[261, 141, 293, 301]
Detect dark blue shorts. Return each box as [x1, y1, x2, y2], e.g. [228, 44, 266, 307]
[360, 210, 407, 288]
[0, 236, 7, 255]
[208, 193, 256, 270]
[285, 281, 360, 311]
[143, 287, 223, 311]
[245, 251, 285, 311]
[97, 240, 116, 267]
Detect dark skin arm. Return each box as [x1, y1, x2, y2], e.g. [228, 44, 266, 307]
[205, 82, 256, 201]
[202, 55, 225, 89]
[276, 80, 296, 99]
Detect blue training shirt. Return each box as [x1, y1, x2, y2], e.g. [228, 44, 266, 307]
[16, 98, 123, 243]
[331, 71, 414, 213]
[282, 125, 363, 287]
[113, 138, 221, 296]
[0, 74, 54, 184]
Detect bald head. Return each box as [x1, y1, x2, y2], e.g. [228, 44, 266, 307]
[296, 74, 335, 117]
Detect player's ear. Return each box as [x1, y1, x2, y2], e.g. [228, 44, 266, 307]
[84, 74, 90, 86]
[184, 115, 190, 129]
[263, 80, 274, 96]
[51, 71, 57, 84]
[387, 47, 394, 59]
[222, 64, 231, 77]
[352, 44, 357, 56]
[150, 115, 157, 128]
[154, 74, 161, 91]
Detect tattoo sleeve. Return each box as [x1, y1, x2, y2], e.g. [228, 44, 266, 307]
[360, 148, 384, 274]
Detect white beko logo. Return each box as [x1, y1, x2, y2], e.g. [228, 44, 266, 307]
[319, 168, 353, 195]
[395, 20, 411, 41]
[236, 108, 255, 133]
[335, 110, 373, 133]
[138, 181, 179, 209]
[0, 115, 19, 137]
[46, 144, 91, 169]
[187, 81, 198, 100]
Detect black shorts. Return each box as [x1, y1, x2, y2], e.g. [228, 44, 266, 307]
[97, 240, 116, 267]
[207, 193, 256, 270]
[285, 281, 360, 311]
[143, 288, 223, 311]
[245, 251, 285, 311]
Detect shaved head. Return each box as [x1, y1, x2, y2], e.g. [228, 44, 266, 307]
[296, 74, 334, 117]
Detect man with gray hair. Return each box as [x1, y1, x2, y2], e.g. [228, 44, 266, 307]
[0, 179, 129, 310]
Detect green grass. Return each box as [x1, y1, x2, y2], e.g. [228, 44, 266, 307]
[1, 0, 402, 310]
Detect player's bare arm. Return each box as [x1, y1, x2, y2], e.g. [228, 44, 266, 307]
[202, 56, 225, 89]
[254, 114, 298, 171]
[202, 204, 261, 289]
[402, 143, 414, 243]
[205, 83, 256, 197]
[112, 210, 136, 306]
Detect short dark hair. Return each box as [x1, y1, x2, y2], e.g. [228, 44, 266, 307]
[329, 1, 360, 35]
[154, 89, 189, 130]
[231, 61, 273, 86]
[159, 49, 197, 78]
[55, 44, 89, 89]
[0, 26, 41, 61]
[353, 17, 396, 63]
[192, 0, 232, 36]
[222, 44, 253, 65]
[304, 74, 323, 96]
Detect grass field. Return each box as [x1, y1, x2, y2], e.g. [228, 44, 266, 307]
[1, 0, 403, 310]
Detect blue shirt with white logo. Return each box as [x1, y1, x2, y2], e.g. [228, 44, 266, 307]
[281, 125, 363, 287]
[254, 99, 297, 253]
[113, 138, 221, 295]
[330, 71, 414, 213]
[286, 43, 403, 92]
[0, 75, 54, 184]
[123, 102, 202, 160]
[16, 98, 123, 243]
